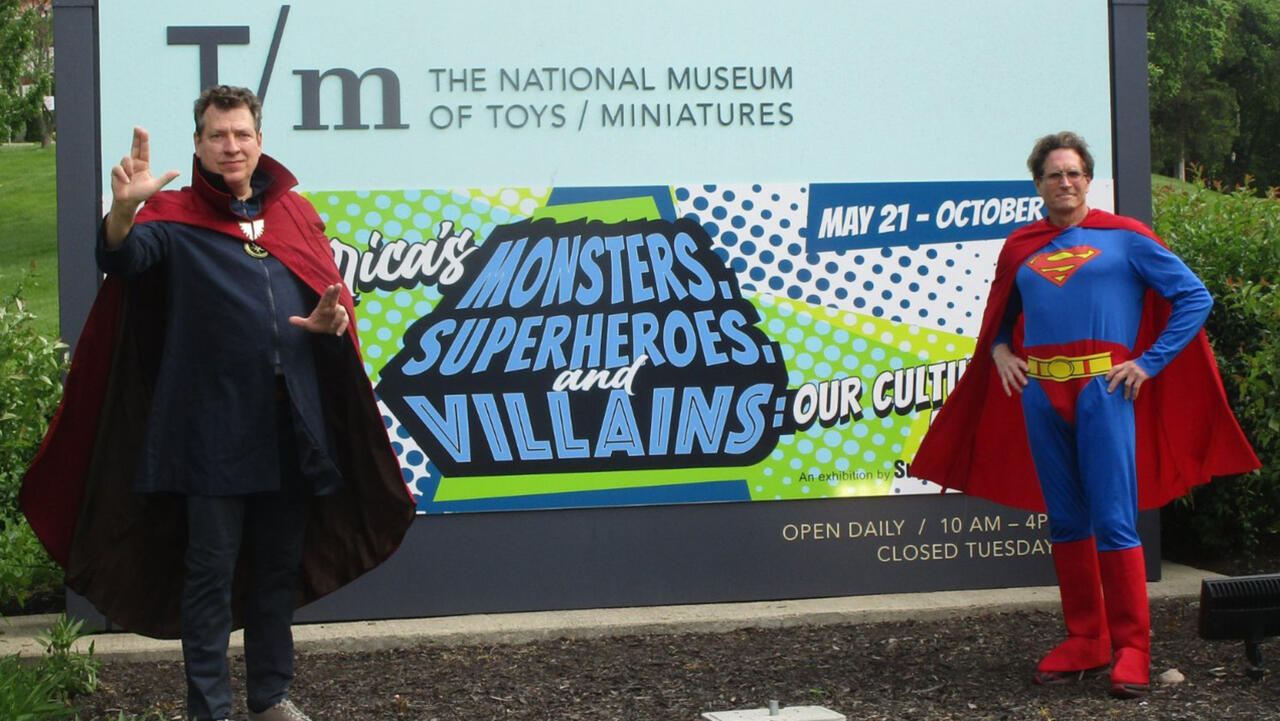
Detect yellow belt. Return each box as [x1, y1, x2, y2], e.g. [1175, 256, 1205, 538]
[1026, 352, 1113, 381]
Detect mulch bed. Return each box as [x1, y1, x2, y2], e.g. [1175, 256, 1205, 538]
[48, 539, 1280, 720]
[73, 596, 1280, 721]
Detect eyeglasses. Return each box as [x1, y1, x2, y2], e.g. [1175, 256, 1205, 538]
[1041, 169, 1088, 183]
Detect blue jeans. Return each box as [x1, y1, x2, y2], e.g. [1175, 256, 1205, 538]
[182, 401, 310, 720]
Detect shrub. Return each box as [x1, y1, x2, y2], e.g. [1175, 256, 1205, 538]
[0, 279, 66, 608]
[33, 615, 100, 701]
[0, 656, 70, 721]
[1154, 178, 1280, 561]
[0, 615, 98, 721]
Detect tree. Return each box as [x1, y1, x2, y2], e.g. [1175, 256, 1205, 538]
[0, 0, 53, 146]
[1147, 0, 1237, 181]
[1219, 0, 1280, 190]
[1149, 78, 1237, 182]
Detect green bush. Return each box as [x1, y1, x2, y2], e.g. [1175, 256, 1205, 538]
[1154, 178, 1280, 561]
[0, 279, 66, 608]
[33, 615, 100, 701]
[0, 616, 99, 721]
[0, 656, 70, 721]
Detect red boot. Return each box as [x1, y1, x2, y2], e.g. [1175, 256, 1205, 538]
[1098, 546, 1151, 698]
[1034, 537, 1112, 684]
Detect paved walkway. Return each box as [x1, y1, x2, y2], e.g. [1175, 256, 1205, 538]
[1, 561, 1214, 663]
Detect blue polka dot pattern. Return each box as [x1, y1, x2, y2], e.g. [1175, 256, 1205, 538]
[674, 183, 996, 497]
[676, 184, 998, 337]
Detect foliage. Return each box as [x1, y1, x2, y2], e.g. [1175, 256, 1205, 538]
[1150, 77, 1237, 182]
[33, 615, 100, 700]
[0, 514, 61, 611]
[0, 656, 70, 721]
[1149, 0, 1280, 190]
[0, 616, 98, 721]
[1147, 0, 1237, 180]
[0, 0, 53, 145]
[1148, 0, 1233, 105]
[1219, 0, 1280, 191]
[1155, 176, 1280, 560]
[105, 713, 169, 721]
[0, 280, 66, 609]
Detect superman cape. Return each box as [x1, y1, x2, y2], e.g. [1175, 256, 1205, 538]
[20, 154, 416, 638]
[910, 208, 1259, 512]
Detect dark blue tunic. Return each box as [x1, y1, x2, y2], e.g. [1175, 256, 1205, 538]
[97, 174, 343, 496]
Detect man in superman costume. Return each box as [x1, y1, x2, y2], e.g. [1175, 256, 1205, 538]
[20, 86, 415, 721]
[911, 132, 1258, 698]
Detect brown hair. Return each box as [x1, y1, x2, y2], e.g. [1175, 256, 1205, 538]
[193, 85, 262, 136]
[1026, 131, 1095, 181]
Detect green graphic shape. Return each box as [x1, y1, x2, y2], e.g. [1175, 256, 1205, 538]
[747, 291, 973, 500]
[533, 197, 661, 223]
[303, 187, 550, 383]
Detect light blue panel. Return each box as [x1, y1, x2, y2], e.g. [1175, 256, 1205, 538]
[99, 1, 1113, 193]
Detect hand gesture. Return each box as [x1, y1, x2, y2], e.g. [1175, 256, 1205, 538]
[992, 343, 1028, 396]
[110, 126, 181, 208]
[289, 284, 350, 337]
[104, 127, 181, 247]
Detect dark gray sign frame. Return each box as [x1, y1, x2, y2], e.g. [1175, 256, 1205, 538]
[54, 0, 1157, 627]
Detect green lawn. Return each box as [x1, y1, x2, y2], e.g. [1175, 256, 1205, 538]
[0, 144, 59, 339]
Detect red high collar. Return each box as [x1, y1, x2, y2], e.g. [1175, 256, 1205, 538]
[188, 152, 299, 216]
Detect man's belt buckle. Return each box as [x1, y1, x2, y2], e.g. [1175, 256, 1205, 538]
[1026, 352, 1113, 381]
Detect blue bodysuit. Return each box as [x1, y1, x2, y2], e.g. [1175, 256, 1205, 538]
[996, 224, 1211, 550]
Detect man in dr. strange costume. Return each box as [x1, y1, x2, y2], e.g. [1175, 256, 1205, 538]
[22, 86, 415, 721]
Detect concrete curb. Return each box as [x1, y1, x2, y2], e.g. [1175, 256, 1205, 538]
[0, 561, 1216, 663]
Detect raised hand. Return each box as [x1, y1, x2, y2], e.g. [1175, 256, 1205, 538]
[105, 127, 181, 246]
[111, 126, 181, 206]
[289, 284, 350, 337]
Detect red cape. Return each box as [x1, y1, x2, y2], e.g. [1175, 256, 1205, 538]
[20, 155, 415, 638]
[910, 209, 1259, 512]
